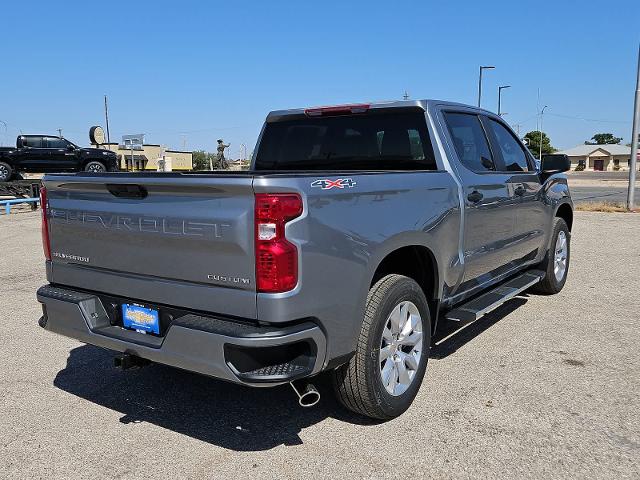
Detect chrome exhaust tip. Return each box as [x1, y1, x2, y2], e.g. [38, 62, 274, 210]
[289, 381, 320, 408]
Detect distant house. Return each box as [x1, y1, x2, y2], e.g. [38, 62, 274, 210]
[555, 144, 636, 172]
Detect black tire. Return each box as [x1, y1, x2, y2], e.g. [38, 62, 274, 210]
[530, 217, 570, 295]
[331, 274, 431, 420]
[0, 161, 12, 182]
[84, 161, 107, 173]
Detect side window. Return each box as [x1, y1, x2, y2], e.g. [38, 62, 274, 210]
[443, 112, 495, 172]
[487, 119, 529, 172]
[23, 136, 43, 148]
[45, 137, 68, 149]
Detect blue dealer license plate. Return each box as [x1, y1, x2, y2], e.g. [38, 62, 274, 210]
[122, 304, 160, 334]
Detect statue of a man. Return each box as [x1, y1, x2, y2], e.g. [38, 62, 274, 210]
[216, 139, 230, 169]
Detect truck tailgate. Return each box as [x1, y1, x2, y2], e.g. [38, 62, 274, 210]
[43, 174, 257, 319]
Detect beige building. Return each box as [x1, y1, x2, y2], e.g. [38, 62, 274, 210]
[92, 143, 193, 171]
[556, 144, 637, 172]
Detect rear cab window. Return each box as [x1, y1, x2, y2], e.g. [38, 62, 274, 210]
[254, 109, 436, 171]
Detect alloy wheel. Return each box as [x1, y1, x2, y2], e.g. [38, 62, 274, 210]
[554, 230, 568, 282]
[379, 300, 423, 396]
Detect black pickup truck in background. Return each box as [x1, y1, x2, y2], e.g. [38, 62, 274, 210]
[0, 135, 119, 181]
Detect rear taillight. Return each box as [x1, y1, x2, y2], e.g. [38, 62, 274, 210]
[255, 193, 303, 293]
[40, 186, 51, 260]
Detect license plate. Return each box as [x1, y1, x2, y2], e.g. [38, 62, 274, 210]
[121, 304, 160, 334]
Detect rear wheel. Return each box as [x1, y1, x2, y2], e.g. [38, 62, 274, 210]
[0, 161, 12, 182]
[84, 161, 106, 173]
[531, 217, 570, 294]
[331, 274, 431, 420]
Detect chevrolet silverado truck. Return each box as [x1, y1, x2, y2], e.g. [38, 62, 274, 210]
[36, 100, 573, 420]
[0, 135, 119, 181]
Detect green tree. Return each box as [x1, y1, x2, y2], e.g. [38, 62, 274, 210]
[192, 150, 215, 170]
[585, 133, 622, 145]
[524, 130, 555, 158]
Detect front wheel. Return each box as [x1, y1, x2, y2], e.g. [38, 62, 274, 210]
[84, 161, 106, 173]
[531, 217, 570, 294]
[331, 274, 431, 420]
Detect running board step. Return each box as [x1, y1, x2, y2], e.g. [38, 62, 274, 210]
[445, 270, 545, 324]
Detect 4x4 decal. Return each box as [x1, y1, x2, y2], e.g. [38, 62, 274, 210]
[310, 178, 357, 190]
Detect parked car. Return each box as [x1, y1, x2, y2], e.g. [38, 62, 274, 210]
[0, 135, 119, 181]
[36, 100, 573, 419]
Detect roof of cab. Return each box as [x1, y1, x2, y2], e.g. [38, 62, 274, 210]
[265, 99, 494, 121]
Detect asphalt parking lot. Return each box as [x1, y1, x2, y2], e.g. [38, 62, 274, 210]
[1, 211, 638, 479]
[567, 171, 637, 205]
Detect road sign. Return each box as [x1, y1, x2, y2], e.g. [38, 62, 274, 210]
[121, 134, 144, 150]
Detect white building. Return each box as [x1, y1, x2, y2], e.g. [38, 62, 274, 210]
[556, 144, 637, 172]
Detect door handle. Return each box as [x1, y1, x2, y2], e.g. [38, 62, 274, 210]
[467, 190, 483, 203]
[514, 184, 526, 196]
[107, 184, 148, 199]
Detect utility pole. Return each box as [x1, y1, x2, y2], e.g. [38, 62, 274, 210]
[514, 124, 521, 137]
[627, 43, 640, 211]
[57, 128, 63, 138]
[0, 120, 7, 146]
[539, 105, 548, 160]
[477, 66, 495, 107]
[180, 134, 187, 150]
[498, 85, 511, 116]
[403, 91, 409, 100]
[104, 95, 111, 145]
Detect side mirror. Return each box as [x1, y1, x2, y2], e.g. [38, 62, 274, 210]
[67, 144, 75, 151]
[540, 154, 570, 174]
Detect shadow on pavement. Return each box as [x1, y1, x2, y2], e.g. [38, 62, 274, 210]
[431, 296, 528, 359]
[53, 296, 529, 449]
[53, 345, 376, 451]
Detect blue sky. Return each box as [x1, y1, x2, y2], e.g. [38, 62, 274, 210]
[1, 0, 638, 155]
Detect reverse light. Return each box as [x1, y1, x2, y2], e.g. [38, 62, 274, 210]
[255, 193, 303, 293]
[40, 186, 51, 261]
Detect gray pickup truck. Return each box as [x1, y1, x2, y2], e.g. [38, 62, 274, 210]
[36, 100, 573, 420]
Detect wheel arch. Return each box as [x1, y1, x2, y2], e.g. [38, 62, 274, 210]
[369, 244, 440, 333]
[83, 158, 106, 168]
[555, 202, 573, 231]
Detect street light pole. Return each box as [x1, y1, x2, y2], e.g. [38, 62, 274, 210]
[539, 105, 548, 160]
[498, 85, 511, 116]
[477, 66, 495, 107]
[627, 44, 639, 211]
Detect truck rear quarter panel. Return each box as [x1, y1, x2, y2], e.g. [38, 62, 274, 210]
[254, 171, 460, 362]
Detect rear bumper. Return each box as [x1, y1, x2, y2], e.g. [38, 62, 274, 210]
[37, 284, 326, 386]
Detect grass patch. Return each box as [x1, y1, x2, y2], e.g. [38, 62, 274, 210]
[576, 201, 630, 213]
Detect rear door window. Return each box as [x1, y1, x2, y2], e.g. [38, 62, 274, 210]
[485, 118, 530, 172]
[23, 136, 44, 148]
[443, 112, 495, 172]
[255, 110, 436, 170]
